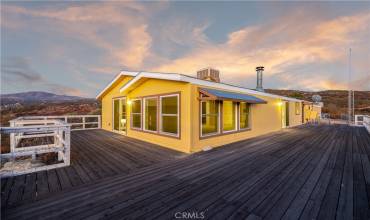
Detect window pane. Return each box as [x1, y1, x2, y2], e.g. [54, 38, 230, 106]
[223, 101, 236, 131]
[161, 96, 178, 114]
[202, 101, 218, 115]
[145, 98, 157, 131]
[132, 114, 141, 128]
[119, 99, 126, 132]
[202, 115, 218, 135]
[240, 102, 249, 129]
[132, 100, 141, 113]
[162, 115, 178, 134]
[201, 100, 219, 135]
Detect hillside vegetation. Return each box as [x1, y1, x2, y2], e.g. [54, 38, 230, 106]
[1, 90, 369, 125]
[0, 100, 100, 126]
[266, 89, 370, 119]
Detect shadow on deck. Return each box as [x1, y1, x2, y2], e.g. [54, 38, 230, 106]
[1, 129, 185, 208]
[2, 124, 370, 220]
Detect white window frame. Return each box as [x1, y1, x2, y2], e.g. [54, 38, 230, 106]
[112, 97, 127, 133]
[131, 98, 142, 130]
[143, 97, 158, 133]
[222, 101, 238, 133]
[159, 94, 180, 137]
[200, 100, 221, 137]
[238, 102, 251, 130]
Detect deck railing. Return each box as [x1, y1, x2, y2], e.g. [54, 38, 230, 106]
[0, 119, 71, 177]
[355, 115, 370, 134]
[10, 115, 101, 130]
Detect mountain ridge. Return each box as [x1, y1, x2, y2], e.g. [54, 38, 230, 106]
[0, 91, 92, 105]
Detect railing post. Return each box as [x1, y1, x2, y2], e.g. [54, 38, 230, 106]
[82, 116, 85, 130]
[9, 121, 15, 153]
[98, 115, 101, 129]
[64, 126, 71, 166]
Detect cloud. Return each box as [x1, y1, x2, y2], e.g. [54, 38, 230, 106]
[1, 3, 157, 70]
[151, 10, 370, 90]
[1, 57, 86, 96]
[1, 57, 42, 82]
[114, 25, 152, 68]
[1, 3, 369, 93]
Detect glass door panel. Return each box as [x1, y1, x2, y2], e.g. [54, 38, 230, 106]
[113, 99, 120, 131]
[113, 98, 126, 133]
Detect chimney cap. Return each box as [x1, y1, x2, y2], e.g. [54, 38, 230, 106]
[256, 66, 264, 71]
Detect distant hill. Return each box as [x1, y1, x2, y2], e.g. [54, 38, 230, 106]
[0, 91, 92, 106]
[266, 89, 370, 119]
[0, 91, 100, 126]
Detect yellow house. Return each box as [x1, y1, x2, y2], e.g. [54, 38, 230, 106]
[97, 69, 321, 153]
[303, 101, 323, 123]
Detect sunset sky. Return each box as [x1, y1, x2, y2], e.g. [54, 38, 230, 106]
[1, 1, 369, 97]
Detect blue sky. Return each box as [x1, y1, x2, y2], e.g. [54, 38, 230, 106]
[1, 1, 369, 97]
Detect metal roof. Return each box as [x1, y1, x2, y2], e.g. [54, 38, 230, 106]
[200, 88, 267, 104]
[97, 70, 307, 103]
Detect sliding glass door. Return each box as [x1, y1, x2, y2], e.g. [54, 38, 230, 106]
[113, 97, 126, 134]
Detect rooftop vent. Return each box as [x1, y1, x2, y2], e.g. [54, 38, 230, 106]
[197, 67, 220, 83]
[256, 66, 264, 92]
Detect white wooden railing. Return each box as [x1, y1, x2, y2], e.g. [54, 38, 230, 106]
[0, 119, 71, 177]
[355, 115, 370, 134]
[10, 115, 101, 130]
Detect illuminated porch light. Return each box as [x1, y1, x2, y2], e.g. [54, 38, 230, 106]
[127, 100, 132, 105]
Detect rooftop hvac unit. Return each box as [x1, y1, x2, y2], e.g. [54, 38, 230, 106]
[197, 67, 220, 83]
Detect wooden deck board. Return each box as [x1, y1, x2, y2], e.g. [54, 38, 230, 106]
[2, 125, 370, 220]
[1, 129, 183, 209]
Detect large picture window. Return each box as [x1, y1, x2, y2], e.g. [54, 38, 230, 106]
[131, 99, 142, 129]
[144, 97, 157, 132]
[222, 101, 237, 132]
[239, 102, 250, 129]
[160, 94, 179, 136]
[201, 100, 219, 136]
[200, 99, 251, 138]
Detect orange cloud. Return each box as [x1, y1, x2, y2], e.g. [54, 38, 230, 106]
[152, 11, 370, 90]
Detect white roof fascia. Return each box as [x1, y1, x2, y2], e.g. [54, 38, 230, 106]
[119, 71, 303, 102]
[96, 70, 138, 99]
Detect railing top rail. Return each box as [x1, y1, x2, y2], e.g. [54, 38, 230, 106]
[0, 124, 71, 134]
[10, 115, 100, 121]
[12, 119, 66, 124]
[7, 115, 101, 131]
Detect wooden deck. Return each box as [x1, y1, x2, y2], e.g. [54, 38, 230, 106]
[2, 125, 370, 220]
[1, 129, 184, 208]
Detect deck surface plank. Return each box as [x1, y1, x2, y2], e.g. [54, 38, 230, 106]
[1, 129, 183, 209]
[2, 125, 369, 220]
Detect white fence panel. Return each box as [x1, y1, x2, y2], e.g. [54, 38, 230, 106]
[355, 115, 370, 134]
[10, 115, 101, 131]
[0, 120, 71, 177]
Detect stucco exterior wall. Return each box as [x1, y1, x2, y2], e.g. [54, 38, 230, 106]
[303, 104, 322, 122]
[100, 77, 305, 153]
[125, 79, 192, 153]
[101, 76, 133, 131]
